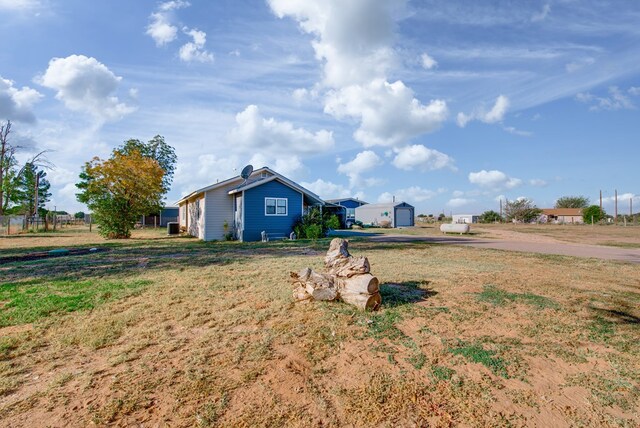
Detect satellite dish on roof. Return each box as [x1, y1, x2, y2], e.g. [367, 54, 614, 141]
[240, 164, 253, 181]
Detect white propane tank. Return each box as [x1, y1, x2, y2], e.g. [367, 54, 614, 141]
[440, 223, 470, 234]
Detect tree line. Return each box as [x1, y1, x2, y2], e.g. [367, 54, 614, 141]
[0, 121, 52, 217]
[477, 195, 607, 224]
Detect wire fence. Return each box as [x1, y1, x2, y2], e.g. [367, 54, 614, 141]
[0, 215, 91, 235]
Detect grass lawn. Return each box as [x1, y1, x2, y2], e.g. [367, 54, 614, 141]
[0, 227, 639, 426]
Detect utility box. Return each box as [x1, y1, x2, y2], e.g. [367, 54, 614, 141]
[167, 222, 180, 235]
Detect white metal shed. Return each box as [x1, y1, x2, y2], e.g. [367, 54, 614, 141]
[355, 202, 415, 227]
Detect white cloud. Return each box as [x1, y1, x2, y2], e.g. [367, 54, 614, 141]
[292, 87, 320, 103]
[447, 197, 474, 208]
[300, 178, 352, 200]
[457, 95, 509, 127]
[576, 86, 635, 111]
[452, 190, 464, 198]
[179, 28, 214, 63]
[325, 79, 448, 147]
[565, 57, 595, 73]
[469, 169, 522, 190]
[502, 126, 532, 137]
[337, 150, 383, 188]
[228, 105, 334, 156]
[0, 0, 39, 10]
[601, 193, 637, 206]
[0, 76, 43, 123]
[337, 150, 382, 175]
[158, 0, 190, 12]
[274, 155, 306, 179]
[36, 55, 135, 122]
[391, 144, 455, 171]
[146, 1, 190, 46]
[268, 0, 406, 88]
[378, 186, 442, 203]
[269, 0, 446, 149]
[529, 178, 548, 187]
[531, 4, 551, 22]
[629, 87, 640, 96]
[420, 52, 437, 70]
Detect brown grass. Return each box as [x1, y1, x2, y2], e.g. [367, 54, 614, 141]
[0, 227, 639, 426]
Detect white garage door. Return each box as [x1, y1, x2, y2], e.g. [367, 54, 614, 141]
[395, 208, 413, 227]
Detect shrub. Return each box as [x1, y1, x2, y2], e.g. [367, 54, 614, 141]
[479, 210, 502, 223]
[583, 205, 605, 224]
[379, 220, 392, 228]
[325, 214, 340, 230]
[292, 208, 339, 239]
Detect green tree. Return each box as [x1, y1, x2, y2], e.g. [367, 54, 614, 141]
[76, 147, 170, 239]
[582, 205, 605, 224]
[15, 163, 51, 216]
[479, 210, 502, 223]
[555, 195, 589, 209]
[74, 211, 85, 219]
[0, 121, 18, 215]
[119, 135, 177, 195]
[504, 198, 542, 223]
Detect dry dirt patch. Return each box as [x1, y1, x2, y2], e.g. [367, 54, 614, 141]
[0, 233, 639, 426]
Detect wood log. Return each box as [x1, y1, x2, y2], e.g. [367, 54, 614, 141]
[330, 256, 370, 278]
[293, 285, 311, 301]
[336, 273, 379, 294]
[291, 238, 381, 311]
[290, 268, 337, 301]
[324, 238, 351, 265]
[339, 290, 382, 311]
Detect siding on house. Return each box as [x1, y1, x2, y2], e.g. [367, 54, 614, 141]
[187, 195, 205, 239]
[242, 180, 303, 242]
[203, 181, 239, 241]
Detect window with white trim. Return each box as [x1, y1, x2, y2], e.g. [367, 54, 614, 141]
[265, 197, 287, 216]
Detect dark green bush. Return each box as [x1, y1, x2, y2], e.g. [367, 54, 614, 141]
[293, 208, 338, 239]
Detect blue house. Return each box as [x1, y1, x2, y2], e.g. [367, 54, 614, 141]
[325, 198, 368, 227]
[176, 167, 324, 241]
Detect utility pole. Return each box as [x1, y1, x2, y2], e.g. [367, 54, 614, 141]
[33, 171, 40, 231]
[599, 190, 602, 217]
[499, 199, 503, 220]
[614, 189, 618, 223]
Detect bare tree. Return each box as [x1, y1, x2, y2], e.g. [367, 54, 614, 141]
[0, 121, 15, 216]
[0, 120, 53, 215]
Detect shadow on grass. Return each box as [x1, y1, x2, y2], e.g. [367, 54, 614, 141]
[380, 281, 437, 308]
[0, 238, 337, 282]
[590, 307, 640, 325]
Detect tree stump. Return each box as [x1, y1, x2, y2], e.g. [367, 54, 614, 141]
[291, 238, 382, 311]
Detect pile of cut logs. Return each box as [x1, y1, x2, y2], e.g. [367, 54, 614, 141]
[291, 238, 381, 311]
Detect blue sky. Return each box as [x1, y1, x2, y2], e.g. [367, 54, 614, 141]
[1, 0, 639, 215]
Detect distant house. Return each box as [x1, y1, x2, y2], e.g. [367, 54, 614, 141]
[325, 198, 368, 227]
[542, 208, 584, 224]
[452, 214, 479, 224]
[176, 167, 324, 241]
[355, 202, 415, 227]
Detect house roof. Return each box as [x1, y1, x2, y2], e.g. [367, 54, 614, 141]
[175, 167, 324, 206]
[325, 197, 368, 205]
[227, 173, 324, 205]
[542, 208, 583, 216]
[356, 201, 413, 209]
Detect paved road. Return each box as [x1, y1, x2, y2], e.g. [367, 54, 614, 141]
[332, 231, 640, 264]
